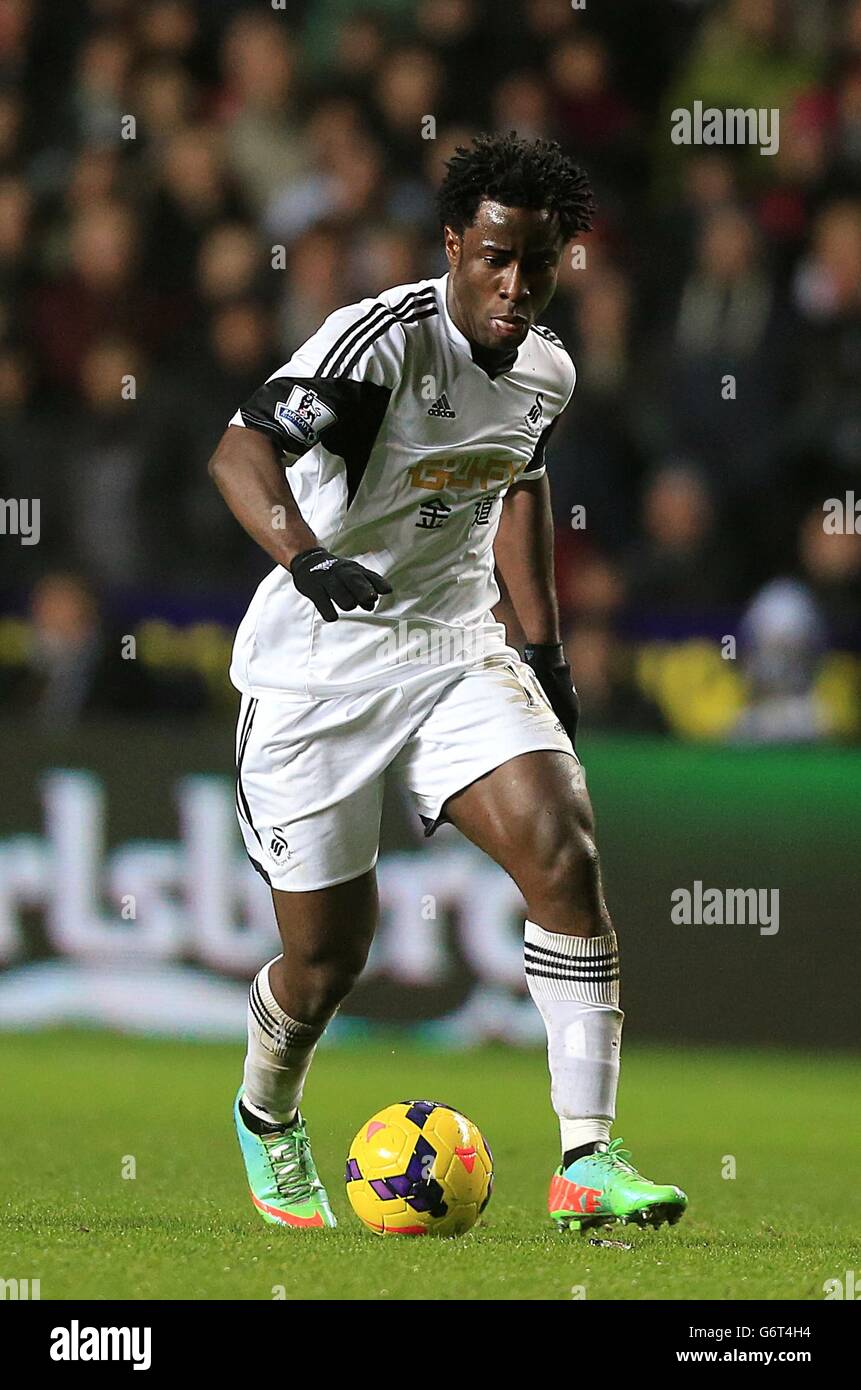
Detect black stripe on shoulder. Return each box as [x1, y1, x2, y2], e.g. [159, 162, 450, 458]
[529, 323, 569, 354]
[336, 302, 438, 380]
[326, 291, 437, 379]
[318, 287, 436, 378]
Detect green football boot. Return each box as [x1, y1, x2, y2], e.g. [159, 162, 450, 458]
[549, 1138, 687, 1233]
[234, 1089, 336, 1229]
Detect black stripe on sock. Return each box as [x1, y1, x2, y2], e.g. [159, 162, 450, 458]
[524, 939, 618, 965]
[524, 952, 618, 974]
[249, 981, 280, 1044]
[251, 978, 279, 1028]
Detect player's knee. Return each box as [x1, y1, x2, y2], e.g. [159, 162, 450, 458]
[552, 831, 602, 903]
[527, 820, 602, 907]
[293, 939, 371, 1021]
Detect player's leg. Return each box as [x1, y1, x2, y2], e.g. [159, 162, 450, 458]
[231, 686, 401, 1229]
[400, 656, 686, 1229]
[446, 747, 609, 933]
[242, 873, 377, 1125]
[444, 748, 623, 1141]
[235, 872, 378, 1230]
[400, 666, 623, 1157]
[444, 748, 686, 1230]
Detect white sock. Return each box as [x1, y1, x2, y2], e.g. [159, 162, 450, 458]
[242, 957, 325, 1125]
[560, 1117, 612, 1152]
[524, 920, 623, 1150]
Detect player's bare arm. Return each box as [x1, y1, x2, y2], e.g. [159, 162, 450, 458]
[495, 473, 560, 643]
[208, 425, 316, 568]
[495, 468, 581, 748]
[208, 424, 392, 623]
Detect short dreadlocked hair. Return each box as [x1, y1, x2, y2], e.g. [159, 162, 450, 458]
[437, 132, 595, 241]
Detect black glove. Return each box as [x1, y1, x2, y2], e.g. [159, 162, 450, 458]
[523, 641, 580, 750]
[290, 547, 392, 623]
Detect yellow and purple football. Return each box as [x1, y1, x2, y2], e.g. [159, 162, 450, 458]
[345, 1099, 493, 1236]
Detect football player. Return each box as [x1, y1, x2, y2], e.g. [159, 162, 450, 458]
[209, 133, 686, 1233]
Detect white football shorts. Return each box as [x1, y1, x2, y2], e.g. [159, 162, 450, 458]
[234, 651, 577, 891]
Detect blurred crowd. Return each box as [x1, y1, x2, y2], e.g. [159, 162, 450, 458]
[1, 0, 860, 738]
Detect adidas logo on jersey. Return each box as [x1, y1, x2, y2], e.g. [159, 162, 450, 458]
[427, 392, 456, 418]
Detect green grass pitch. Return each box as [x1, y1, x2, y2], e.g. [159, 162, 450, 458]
[0, 1031, 858, 1301]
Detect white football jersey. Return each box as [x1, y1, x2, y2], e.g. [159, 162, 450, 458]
[228, 273, 575, 696]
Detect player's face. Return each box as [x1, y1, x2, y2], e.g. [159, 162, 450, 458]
[444, 201, 564, 354]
